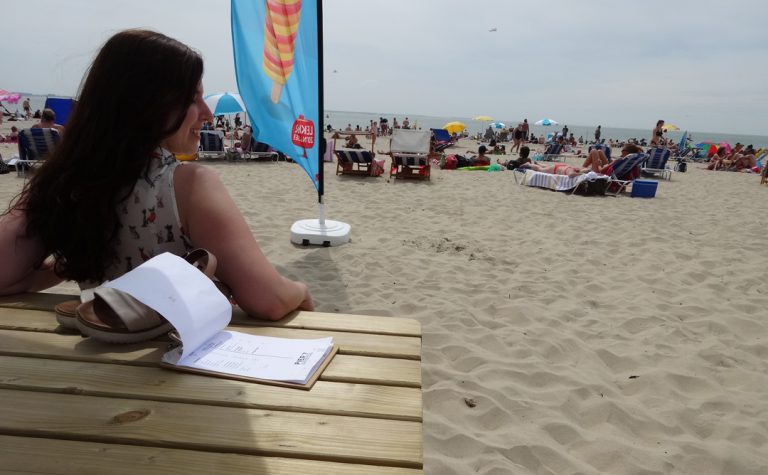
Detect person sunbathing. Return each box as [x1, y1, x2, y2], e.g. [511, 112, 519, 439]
[581, 148, 609, 172]
[344, 133, 362, 149]
[520, 162, 590, 177]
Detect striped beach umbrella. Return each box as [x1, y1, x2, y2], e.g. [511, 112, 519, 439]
[204, 92, 246, 115]
[534, 118, 558, 126]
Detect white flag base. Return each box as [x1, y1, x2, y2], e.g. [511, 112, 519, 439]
[290, 218, 351, 247]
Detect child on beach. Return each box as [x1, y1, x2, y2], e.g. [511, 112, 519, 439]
[0, 29, 313, 321]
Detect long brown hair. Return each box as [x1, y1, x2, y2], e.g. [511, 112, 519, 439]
[19, 29, 203, 283]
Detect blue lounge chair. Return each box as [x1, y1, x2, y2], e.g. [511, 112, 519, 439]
[17, 127, 61, 177]
[537, 143, 564, 162]
[198, 131, 226, 160]
[642, 147, 672, 180]
[605, 152, 647, 195]
[588, 143, 612, 162]
[430, 128, 454, 153]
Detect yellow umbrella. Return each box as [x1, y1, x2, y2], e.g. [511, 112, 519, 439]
[443, 121, 466, 135]
[473, 115, 493, 122]
[664, 124, 680, 131]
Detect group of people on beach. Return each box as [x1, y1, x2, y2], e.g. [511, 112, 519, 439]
[705, 143, 759, 172]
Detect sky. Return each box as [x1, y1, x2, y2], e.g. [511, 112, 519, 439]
[3, 0, 767, 136]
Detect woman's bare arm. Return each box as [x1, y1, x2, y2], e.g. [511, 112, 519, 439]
[173, 164, 313, 320]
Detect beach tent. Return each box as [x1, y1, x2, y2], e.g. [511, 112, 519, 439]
[44, 97, 75, 125]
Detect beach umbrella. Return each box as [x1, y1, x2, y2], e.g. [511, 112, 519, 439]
[204, 92, 246, 115]
[443, 121, 466, 135]
[473, 115, 493, 122]
[664, 124, 680, 131]
[489, 121, 506, 129]
[0, 89, 20, 104]
[534, 118, 558, 126]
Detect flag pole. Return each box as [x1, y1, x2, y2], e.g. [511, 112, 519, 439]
[317, 0, 325, 225]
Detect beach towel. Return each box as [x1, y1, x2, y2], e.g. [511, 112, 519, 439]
[520, 170, 609, 194]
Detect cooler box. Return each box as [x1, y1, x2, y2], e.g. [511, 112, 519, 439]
[631, 179, 658, 198]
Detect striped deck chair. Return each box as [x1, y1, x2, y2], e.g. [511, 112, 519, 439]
[641, 147, 672, 180]
[538, 143, 564, 162]
[17, 128, 61, 177]
[389, 129, 432, 180]
[335, 149, 382, 176]
[198, 131, 226, 160]
[604, 152, 647, 195]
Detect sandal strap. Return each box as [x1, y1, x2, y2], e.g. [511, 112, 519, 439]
[92, 288, 164, 331]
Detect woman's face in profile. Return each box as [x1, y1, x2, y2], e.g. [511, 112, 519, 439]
[162, 81, 213, 154]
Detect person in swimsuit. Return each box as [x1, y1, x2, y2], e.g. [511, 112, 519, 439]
[0, 29, 313, 321]
[651, 120, 665, 146]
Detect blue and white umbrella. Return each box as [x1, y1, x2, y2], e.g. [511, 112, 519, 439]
[489, 121, 506, 129]
[204, 92, 246, 115]
[534, 118, 558, 126]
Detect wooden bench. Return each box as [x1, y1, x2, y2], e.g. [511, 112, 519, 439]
[0, 293, 423, 474]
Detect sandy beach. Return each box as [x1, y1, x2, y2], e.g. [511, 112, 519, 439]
[2, 125, 767, 474]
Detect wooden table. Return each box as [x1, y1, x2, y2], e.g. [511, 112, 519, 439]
[0, 293, 422, 474]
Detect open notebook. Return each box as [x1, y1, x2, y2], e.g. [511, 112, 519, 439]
[104, 253, 336, 389]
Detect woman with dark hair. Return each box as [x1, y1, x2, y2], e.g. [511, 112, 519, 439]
[0, 29, 313, 321]
[651, 120, 665, 146]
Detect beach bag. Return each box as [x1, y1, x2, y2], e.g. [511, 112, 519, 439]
[676, 161, 687, 173]
[0, 160, 8, 175]
[444, 155, 457, 170]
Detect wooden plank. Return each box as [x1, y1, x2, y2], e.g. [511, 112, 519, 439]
[0, 330, 422, 387]
[0, 293, 422, 336]
[0, 308, 421, 359]
[0, 292, 75, 311]
[0, 356, 421, 421]
[0, 435, 423, 474]
[0, 389, 423, 468]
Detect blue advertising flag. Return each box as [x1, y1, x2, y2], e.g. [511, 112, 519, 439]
[231, 0, 320, 190]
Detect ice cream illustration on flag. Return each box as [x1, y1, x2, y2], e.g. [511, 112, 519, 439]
[262, 0, 302, 104]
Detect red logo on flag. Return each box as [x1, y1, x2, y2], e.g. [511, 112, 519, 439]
[292, 115, 315, 158]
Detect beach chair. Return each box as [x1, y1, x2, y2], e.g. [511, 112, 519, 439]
[389, 129, 432, 181]
[641, 147, 672, 180]
[198, 131, 226, 160]
[604, 152, 647, 195]
[588, 143, 612, 162]
[514, 168, 610, 196]
[16, 127, 61, 177]
[430, 128, 453, 153]
[242, 139, 279, 161]
[335, 149, 382, 177]
[538, 143, 564, 162]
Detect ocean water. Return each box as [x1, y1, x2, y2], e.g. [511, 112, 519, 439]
[9, 95, 767, 149]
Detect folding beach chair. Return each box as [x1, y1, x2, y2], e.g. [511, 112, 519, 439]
[389, 129, 432, 181]
[242, 139, 279, 161]
[198, 131, 226, 160]
[16, 127, 61, 177]
[588, 143, 612, 162]
[604, 152, 647, 196]
[538, 143, 563, 162]
[334, 149, 382, 177]
[430, 128, 454, 153]
[641, 147, 672, 180]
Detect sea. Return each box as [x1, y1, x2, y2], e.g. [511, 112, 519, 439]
[10, 94, 768, 149]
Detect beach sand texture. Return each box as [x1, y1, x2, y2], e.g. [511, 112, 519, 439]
[2, 127, 767, 474]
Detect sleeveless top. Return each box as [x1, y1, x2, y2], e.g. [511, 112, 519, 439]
[80, 148, 193, 288]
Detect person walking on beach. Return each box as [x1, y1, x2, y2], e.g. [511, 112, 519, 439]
[651, 120, 665, 146]
[521, 119, 529, 141]
[22, 98, 31, 120]
[562, 125, 569, 140]
[594, 125, 601, 143]
[0, 29, 313, 321]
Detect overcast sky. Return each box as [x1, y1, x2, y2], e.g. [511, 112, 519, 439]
[3, 0, 766, 135]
